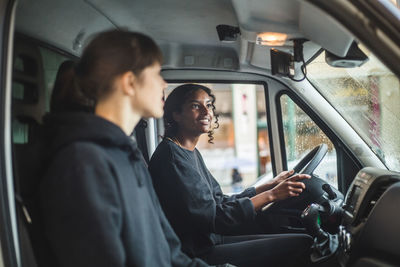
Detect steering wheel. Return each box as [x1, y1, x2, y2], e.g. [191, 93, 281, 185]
[263, 144, 329, 212]
[292, 144, 328, 175]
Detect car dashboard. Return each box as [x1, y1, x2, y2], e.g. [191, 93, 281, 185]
[335, 167, 400, 266]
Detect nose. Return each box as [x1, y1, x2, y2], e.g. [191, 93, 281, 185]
[200, 104, 212, 116]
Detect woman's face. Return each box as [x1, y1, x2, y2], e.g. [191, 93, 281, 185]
[133, 62, 167, 118]
[173, 89, 214, 136]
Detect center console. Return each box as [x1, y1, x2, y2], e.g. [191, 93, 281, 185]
[342, 167, 399, 227]
[301, 167, 400, 266]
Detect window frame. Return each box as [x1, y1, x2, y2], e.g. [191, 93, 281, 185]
[162, 79, 278, 179]
[276, 89, 361, 192]
[9, 34, 76, 266]
[0, 1, 19, 266]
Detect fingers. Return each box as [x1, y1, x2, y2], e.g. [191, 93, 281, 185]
[289, 191, 300, 197]
[276, 169, 294, 181]
[289, 173, 311, 181]
[283, 169, 295, 177]
[288, 186, 304, 194]
[288, 181, 306, 190]
[284, 184, 304, 198]
[272, 180, 306, 200]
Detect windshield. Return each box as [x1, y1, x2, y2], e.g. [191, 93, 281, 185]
[307, 45, 400, 171]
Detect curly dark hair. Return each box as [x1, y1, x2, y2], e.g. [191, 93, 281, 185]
[164, 84, 219, 143]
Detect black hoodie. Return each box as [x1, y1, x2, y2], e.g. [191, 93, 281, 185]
[39, 112, 208, 267]
[149, 139, 256, 257]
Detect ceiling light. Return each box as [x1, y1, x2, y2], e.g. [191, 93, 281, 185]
[256, 32, 288, 46]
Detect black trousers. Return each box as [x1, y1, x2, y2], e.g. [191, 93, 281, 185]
[198, 233, 312, 267]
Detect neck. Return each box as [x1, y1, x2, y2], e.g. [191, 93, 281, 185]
[173, 131, 201, 151]
[95, 97, 141, 136]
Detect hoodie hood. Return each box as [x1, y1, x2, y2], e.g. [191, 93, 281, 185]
[43, 112, 137, 156]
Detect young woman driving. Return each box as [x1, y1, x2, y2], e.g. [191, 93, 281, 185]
[149, 83, 313, 267]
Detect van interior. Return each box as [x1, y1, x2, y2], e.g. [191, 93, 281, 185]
[0, 0, 399, 266]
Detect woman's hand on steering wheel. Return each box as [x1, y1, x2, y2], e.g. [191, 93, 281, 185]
[269, 173, 311, 202]
[272, 169, 296, 187]
[251, 173, 311, 211]
[256, 169, 300, 194]
[259, 144, 328, 212]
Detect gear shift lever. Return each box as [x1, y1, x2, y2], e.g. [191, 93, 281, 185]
[301, 203, 326, 240]
[301, 203, 339, 262]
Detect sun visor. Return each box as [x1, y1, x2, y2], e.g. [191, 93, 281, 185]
[232, 0, 300, 35]
[299, 1, 354, 57]
[159, 43, 239, 70]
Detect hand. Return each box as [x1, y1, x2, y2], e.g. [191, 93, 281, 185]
[269, 173, 311, 202]
[271, 169, 296, 188]
[255, 169, 297, 194]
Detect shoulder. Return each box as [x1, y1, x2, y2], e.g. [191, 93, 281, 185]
[149, 139, 195, 175]
[194, 148, 206, 164]
[149, 139, 176, 165]
[41, 142, 121, 196]
[58, 141, 111, 162]
[154, 140, 196, 164]
[194, 148, 203, 157]
[47, 141, 119, 178]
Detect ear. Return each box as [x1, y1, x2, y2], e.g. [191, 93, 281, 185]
[120, 71, 136, 96]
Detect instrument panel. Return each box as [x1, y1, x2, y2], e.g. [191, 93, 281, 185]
[342, 167, 400, 227]
[338, 167, 400, 266]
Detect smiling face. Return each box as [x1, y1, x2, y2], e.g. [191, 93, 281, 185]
[173, 89, 214, 137]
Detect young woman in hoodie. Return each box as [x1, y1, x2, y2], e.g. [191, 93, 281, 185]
[39, 30, 209, 267]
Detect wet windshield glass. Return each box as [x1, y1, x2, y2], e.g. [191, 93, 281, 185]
[307, 45, 400, 171]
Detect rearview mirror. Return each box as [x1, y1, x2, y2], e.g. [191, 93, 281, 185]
[325, 42, 369, 68]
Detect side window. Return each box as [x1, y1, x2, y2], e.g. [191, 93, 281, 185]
[280, 94, 338, 188]
[12, 39, 69, 144]
[166, 83, 271, 193]
[12, 43, 43, 144]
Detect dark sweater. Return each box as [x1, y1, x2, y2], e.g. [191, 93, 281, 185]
[40, 112, 208, 267]
[148, 139, 256, 257]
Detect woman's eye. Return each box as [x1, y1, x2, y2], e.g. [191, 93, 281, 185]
[192, 104, 199, 109]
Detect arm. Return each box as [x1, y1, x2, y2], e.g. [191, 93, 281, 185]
[40, 145, 125, 267]
[254, 170, 296, 194]
[151, 158, 255, 235]
[212, 177, 256, 201]
[215, 169, 309, 207]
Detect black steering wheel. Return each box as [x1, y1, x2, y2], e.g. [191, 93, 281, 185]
[292, 144, 328, 175]
[264, 144, 329, 212]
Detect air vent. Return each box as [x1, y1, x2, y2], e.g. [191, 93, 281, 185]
[360, 183, 391, 221]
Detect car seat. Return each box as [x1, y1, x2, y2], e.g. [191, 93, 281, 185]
[12, 38, 55, 267]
